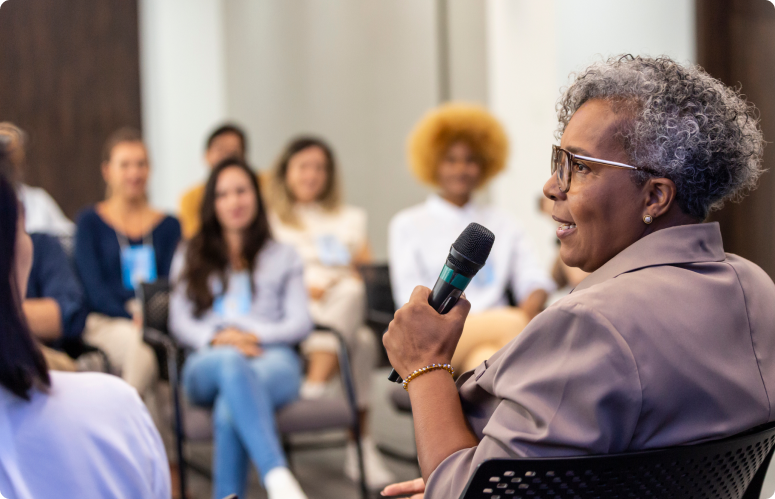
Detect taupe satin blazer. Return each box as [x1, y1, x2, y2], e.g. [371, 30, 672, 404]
[425, 223, 775, 499]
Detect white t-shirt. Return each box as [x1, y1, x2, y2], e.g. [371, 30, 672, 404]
[388, 194, 555, 313]
[18, 184, 75, 236]
[269, 204, 367, 289]
[0, 371, 170, 499]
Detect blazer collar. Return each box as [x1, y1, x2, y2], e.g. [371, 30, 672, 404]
[573, 222, 726, 293]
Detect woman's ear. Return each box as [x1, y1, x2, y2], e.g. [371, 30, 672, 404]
[644, 177, 678, 218]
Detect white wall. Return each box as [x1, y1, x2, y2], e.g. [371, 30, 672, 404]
[139, 0, 694, 264]
[487, 0, 696, 269]
[138, 0, 227, 212]
[222, 0, 440, 260]
[139, 0, 489, 259]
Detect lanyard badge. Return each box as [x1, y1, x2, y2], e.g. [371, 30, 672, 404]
[120, 245, 158, 291]
[316, 234, 351, 266]
[213, 271, 253, 320]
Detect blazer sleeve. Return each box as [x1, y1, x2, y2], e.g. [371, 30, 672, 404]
[230, 249, 313, 345]
[424, 301, 643, 499]
[168, 249, 219, 350]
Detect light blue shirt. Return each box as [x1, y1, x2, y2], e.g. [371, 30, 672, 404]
[0, 372, 170, 499]
[169, 240, 313, 350]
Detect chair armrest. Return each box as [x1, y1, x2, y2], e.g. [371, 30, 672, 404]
[143, 326, 177, 354]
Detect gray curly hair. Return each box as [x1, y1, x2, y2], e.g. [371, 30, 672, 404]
[556, 55, 765, 220]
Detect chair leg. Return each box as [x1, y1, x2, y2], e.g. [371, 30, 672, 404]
[283, 436, 294, 471]
[353, 426, 368, 499]
[167, 347, 187, 496]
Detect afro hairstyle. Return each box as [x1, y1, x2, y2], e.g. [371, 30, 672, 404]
[407, 102, 509, 187]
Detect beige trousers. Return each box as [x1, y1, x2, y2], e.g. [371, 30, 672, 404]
[302, 276, 377, 409]
[451, 307, 530, 373]
[83, 313, 158, 396]
[40, 344, 77, 372]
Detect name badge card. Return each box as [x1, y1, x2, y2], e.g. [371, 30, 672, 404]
[121, 245, 158, 291]
[213, 271, 253, 320]
[316, 234, 351, 266]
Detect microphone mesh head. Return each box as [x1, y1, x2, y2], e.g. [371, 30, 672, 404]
[452, 223, 495, 265]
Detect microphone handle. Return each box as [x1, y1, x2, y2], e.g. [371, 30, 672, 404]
[387, 276, 465, 383]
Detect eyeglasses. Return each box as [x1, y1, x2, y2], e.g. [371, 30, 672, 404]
[551, 145, 654, 193]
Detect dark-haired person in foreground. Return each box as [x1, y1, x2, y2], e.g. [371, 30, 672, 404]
[381, 55, 775, 499]
[0, 151, 170, 498]
[169, 159, 313, 499]
[178, 123, 249, 238]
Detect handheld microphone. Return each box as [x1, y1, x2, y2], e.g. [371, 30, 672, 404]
[387, 222, 495, 383]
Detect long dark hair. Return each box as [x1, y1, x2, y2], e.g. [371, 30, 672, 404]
[182, 158, 271, 317]
[0, 146, 50, 399]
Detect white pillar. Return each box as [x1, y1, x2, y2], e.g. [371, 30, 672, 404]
[487, 0, 559, 269]
[138, 0, 228, 212]
[487, 0, 696, 270]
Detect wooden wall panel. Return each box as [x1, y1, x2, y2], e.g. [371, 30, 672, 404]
[0, 0, 141, 218]
[698, 0, 775, 279]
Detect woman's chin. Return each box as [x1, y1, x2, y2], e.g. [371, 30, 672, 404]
[559, 247, 585, 272]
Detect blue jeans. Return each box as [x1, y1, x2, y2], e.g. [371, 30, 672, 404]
[182, 345, 302, 499]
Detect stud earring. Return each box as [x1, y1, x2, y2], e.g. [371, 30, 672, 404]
[643, 215, 653, 224]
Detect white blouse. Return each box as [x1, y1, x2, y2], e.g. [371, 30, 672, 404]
[18, 184, 75, 236]
[269, 204, 367, 289]
[0, 371, 170, 499]
[388, 195, 555, 313]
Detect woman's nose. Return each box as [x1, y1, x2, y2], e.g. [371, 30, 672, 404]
[542, 172, 565, 201]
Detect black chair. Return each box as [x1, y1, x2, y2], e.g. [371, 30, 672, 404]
[139, 280, 368, 499]
[460, 422, 775, 499]
[358, 263, 396, 360]
[60, 337, 111, 373]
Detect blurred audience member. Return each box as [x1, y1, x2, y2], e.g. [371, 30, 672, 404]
[0, 149, 170, 499]
[169, 159, 312, 499]
[0, 122, 74, 236]
[389, 103, 555, 372]
[74, 128, 181, 396]
[25, 232, 89, 372]
[179, 123, 247, 238]
[266, 136, 395, 489]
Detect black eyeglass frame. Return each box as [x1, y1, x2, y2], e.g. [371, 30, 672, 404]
[551, 145, 657, 193]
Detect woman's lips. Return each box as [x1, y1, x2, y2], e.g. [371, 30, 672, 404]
[557, 223, 577, 239]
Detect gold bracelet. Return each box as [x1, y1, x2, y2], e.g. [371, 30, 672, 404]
[402, 363, 455, 391]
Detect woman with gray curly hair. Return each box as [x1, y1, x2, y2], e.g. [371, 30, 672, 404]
[380, 55, 775, 499]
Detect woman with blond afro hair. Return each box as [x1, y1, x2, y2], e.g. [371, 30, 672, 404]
[388, 103, 555, 372]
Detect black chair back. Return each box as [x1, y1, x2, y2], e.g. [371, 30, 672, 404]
[460, 422, 775, 499]
[358, 263, 396, 328]
[358, 263, 396, 366]
[140, 279, 172, 335]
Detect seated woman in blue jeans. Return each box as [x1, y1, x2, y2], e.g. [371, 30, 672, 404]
[169, 158, 313, 499]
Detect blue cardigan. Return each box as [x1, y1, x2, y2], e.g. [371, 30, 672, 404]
[74, 207, 181, 319]
[26, 233, 88, 339]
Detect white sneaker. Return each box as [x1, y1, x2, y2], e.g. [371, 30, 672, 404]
[344, 436, 397, 490]
[299, 379, 340, 400]
[264, 467, 308, 499]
